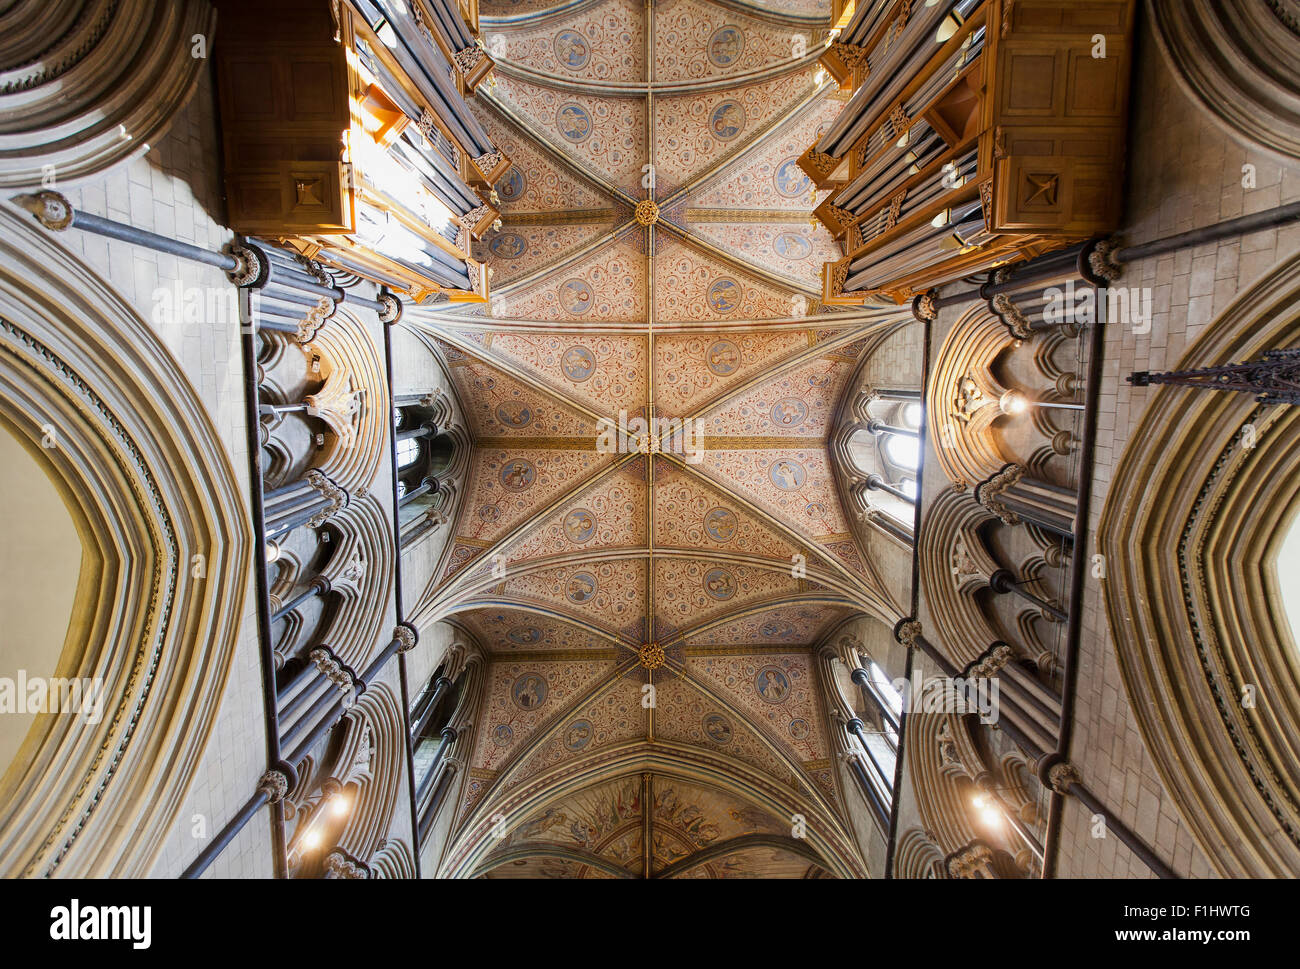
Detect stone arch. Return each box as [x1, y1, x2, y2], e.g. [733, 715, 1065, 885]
[1148, 0, 1300, 163]
[0, 203, 250, 876]
[1099, 250, 1300, 876]
[0, 0, 215, 188]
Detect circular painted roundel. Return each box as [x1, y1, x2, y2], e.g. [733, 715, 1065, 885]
[768, 458, 806, 491]
[709, 100, 746, 141]
[512, 672, 549, 710]
[567, 571, 598, 603]
[495, 401, 532, 428]
[774, 232, 812, 260]
[497, 166, 526, 202]
[561, 344, 597, 380]
[492, 724, 514, 747]
[499, 458, 536, 492]
[564, 719, 594, 751]
[564, 507, 597, 543]
[704, 507, 738, 542]
[707, 26, 745, 67]
[557, 102, 593, 143]
[774, 157, 811, 198]
[705, 339, 741, 375]
[788, 718, 810, 740]
[554, 30, 591, 70]
[761, 621, 796, 640]
[508, 626, 542, 645]
[703, 568, 736, 600]
[702, 713, 734, 744]
[707, 277, 743, 313]
[770, 398, 808, 428]
[488, 232, 527, 258]
[755, 665, 791, 703]
[559, 278, 594, 315]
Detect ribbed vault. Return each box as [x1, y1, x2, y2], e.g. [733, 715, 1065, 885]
[405, 0, 909, 877]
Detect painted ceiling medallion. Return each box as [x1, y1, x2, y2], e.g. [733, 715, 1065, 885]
[563, 506, 597, 543]
[755, 666, 791, 704]
[638, 642, 667, 670]
[508, 626, 542, 645]
[774, 157, 811, 197]
[495, 401, 532, 428]
[557, 102, 594, 143]
[707, 277, 743, 312]
[771, 397, 809, 427]
[774, 232, 812, 260]
[707, 26, 745, 68]
[704, 567, 737, 600]
[558, 279, 594, 315]
[554, 30, 591, 70]
[512, 672, 549, 709]
[567, 571, 598, 602]
[709, 100, 746, 141]
[634, 199, 660, 225]
[563, 719, 594, 751]
[489, 232, 527, 258]
[561, 344, 597, 379]
[769, 458, 806, 490]
[496, 166, 526, 202]
[704, 507, 738, 542]
[703, 713, 734, 744]
[500, 458, 536, 491]
[706, 339, 742, 374]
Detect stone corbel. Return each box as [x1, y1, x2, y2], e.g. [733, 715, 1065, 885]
[991, 293, 1033, 340]
[324, 849, 371, 879]
[965, 642, 1013, 680]
[974, 464, 1026, 526]
[304, 469, 349, 527]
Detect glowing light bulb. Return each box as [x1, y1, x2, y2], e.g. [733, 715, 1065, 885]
[1001, 391, 1028, 415]
[331, 794, 349, 818]
[303, 829, 321, 850]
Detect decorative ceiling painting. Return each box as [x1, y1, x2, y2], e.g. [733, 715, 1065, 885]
[407, 0, 909, 878]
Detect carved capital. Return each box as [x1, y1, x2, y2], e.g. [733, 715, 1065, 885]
[1086, 236, 1124, 284]
[15, 190, 74, 231]
[377, 292, 403, 324]
[947, 842, 996, 879]
[258, 769, 291, 803]
[1047, 762, 1081, 795]
[224, 243, 266, 287]
[393, 622, 419, 653]
[894, 618, 923, 648]
[912, 289, 939, 321]
[310, 647, 355, 697]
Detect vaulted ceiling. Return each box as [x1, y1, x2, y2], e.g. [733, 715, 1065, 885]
[411, 0, 909, 878]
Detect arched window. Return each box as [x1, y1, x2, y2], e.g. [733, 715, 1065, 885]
[396, 435, 421, 470]
[883, 433, 920, 472]
[869, 662, 903, 747]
